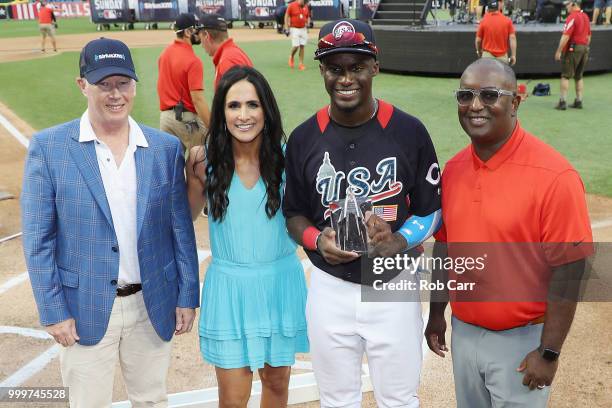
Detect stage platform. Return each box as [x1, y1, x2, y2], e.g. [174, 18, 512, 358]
[374, 23, 612, 76]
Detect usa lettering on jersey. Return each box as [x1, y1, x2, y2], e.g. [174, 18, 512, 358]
[315, 152, 403, 220]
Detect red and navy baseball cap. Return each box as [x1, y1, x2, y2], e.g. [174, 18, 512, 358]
[315, 19, 378, 61]
[79, 38, 138, 84]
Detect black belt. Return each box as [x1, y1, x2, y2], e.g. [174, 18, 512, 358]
[116, 283, 142, 297]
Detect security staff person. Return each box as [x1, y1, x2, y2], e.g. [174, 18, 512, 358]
[157, 13, 211, 155]
[554, 0, 591, 110]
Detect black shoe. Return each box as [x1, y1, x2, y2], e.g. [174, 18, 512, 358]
[570, 99, 583, 109]
[555, 100, 567, 110]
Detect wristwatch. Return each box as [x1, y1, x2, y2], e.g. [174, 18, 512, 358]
[539, 346, 560, 362]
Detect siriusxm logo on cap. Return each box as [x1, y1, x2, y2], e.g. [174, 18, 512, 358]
[94, 53, 127, 62]
[80, 38, 138, 84]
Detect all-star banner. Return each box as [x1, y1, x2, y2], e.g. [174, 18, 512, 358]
[188, 0, 233, 21]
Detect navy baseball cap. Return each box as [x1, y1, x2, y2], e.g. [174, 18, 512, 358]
[79, 38, 138, 84]
[175, 13, 200, 32]
[315, 19, 378, 61]
[200, 13, 228, 31]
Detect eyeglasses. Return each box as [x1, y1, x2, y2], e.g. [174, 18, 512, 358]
[94, 79, 134, 93]
[315, 32, 378, 57]
[455, 88, 516, 106]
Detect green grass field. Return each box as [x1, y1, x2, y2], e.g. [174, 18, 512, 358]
[0, 16, 102, 38]
[0, 38, 611, 196]
[0, 17, 176, 38]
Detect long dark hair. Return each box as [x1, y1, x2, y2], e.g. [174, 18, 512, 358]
[204, 66, 286, 221]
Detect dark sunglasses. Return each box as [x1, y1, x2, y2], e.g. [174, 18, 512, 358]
[316, 32, 378, 54]
[455, 88, 516, 106]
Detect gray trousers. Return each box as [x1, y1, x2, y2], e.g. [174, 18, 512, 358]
[451, 316, 551, 408]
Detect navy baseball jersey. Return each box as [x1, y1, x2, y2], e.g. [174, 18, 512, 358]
[283, 100, 441, 283]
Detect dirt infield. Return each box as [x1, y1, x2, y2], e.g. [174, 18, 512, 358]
[1, 28, 611, 407]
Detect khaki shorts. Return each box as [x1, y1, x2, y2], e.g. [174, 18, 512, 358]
[159, 110, 207, 158]
[561, 45, 589, 80]
[290, 27, 308, 47]
[39, 23, 55, 37]
[482, 51, 509, 64]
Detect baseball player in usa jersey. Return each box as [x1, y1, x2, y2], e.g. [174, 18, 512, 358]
[283, 19, 442, 408]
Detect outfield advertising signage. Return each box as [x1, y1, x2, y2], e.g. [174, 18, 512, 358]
[0, 5, 8, 20]
[90, 0, 130, 22]
[241, 0, 283, 20]
[309, 0, 342, 20]
[137, 0, 179, 21]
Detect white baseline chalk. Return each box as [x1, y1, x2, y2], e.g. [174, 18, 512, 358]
[0, 272, 29, 296]
[0, 110, 30, 148]
[0, 326, 51, 340]
[592, 218, 612, 230]
[0, 344, 60, 388]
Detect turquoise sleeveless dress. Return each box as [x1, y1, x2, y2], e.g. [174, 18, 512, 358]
[199, 173, 309, 371]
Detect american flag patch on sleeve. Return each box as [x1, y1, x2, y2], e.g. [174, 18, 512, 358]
[372, 205, 398, 222]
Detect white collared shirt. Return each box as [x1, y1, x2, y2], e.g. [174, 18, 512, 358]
[79, 111, 148, 285]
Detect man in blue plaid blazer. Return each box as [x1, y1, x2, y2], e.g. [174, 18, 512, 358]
[21, 38, 200, 407]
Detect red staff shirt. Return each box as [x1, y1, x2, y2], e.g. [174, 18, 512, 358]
[213, 38, 253, 89]
[286, 2, 309, 29]
[476, 11, 516, 57]
[157, 40, 204, 113]
[38, 4, 54, 24]
[563, 10, 591, 50]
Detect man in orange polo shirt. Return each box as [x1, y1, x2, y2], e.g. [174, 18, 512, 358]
[198, 14, 253, 89]
[285, 0, 310, 70]
[37, 0, 57, 53]
[425, 59, 592, 407]
[157, 13, 210, 155]
[476, 0, 517, 65]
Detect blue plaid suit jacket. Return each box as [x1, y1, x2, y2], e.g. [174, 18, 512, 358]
[21, 119, 199, 345]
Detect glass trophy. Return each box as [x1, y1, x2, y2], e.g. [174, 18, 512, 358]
[330, 187, 373, 254]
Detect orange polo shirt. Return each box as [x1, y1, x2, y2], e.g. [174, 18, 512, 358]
[157, 40, 204, 113]
[435, 123, 593, 330]
[477, 11, 515, 57]
[286, 1, 309, 28]
[213, 38, 253, 89]
[38, 4, 54, 24]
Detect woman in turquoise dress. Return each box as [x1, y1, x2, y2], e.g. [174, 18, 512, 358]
[186, 66, 308, 407]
